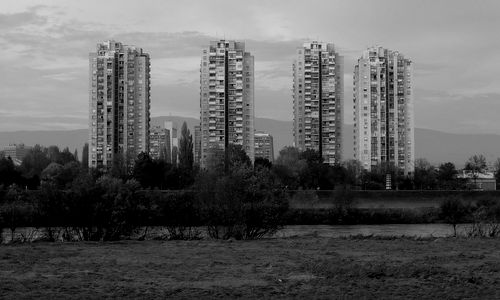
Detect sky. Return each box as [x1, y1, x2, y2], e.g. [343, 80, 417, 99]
[0, 0, 499, 134]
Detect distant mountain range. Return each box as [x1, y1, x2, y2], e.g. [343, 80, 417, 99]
[1, 116, 500, 167]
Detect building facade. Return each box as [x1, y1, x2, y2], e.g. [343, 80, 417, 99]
[199, 40, 255, 169]
[88, 40, 151, 169]
[164, 121, 178, 165]
[293, 41, 344, 165]
[149, 126, 168, 160]
[254, 131, 274, 163]
[2, 144, 31, 165]
[353, 46, 414, 175]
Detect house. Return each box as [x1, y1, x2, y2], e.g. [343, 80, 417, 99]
[457, 170, 497, 190]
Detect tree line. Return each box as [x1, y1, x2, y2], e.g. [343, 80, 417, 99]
[1, 128, 499, 192]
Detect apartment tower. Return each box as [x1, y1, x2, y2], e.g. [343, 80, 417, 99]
[88, 40, 151, 169]
[254, 131, 274, 163]
[293, 41, 344, 165]
[149, 126, 168, 160]
[353, 46, 414, 175]
[199, 40, 255, 169]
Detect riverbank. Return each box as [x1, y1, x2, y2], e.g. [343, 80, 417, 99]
[1, 236, 499, 299]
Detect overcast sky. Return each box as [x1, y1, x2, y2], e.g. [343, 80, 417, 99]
[1, 0, 499, 134]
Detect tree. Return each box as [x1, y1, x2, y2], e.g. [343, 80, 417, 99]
[275, 146, 301, 166]
[40, 161, 81, 189]
[41, 163, 65, 187]
[0, 185, 33, 242]
[343, 159, 363, 187]
[273, 147, 306, 189]
[159, 146, 168, 162]
[465, 154, 487, 188]
[0, 157, 21, 187]
[58, 147, 76, 165]
[20, 144, 51, 179]
[299, 148, 323, 165]
[359, 162, 395, 190]
[494, 158, 500, 187]
[226, 144, 251, 170]
[297, 149, 330, 189]
[437, 162, 457, 182]
[47, 146, 61, 163]
[178, 122, 194, 170]
[82, 143, 89, 170]
[171, 146, 178, 168]
[254, 157, 272, 170]
[437, 162, 460, 189]
[440, 198, 469, 237]
[132, 152, 156, 188]
[413, 158, 437, 190]
[110, 152, 128, 179]
[465, 154, 487, 172]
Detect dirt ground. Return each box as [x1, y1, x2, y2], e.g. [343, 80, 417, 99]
[1, 236, 499, 299]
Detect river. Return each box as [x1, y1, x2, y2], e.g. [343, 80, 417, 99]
[277, 224, 460, 238]
[2, 223, 466, 243]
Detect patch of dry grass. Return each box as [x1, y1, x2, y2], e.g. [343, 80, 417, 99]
[1, 237, 500, 299]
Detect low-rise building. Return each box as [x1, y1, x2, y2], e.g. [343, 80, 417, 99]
[457, 170, 497, 190]
[3, 144, 31, 165]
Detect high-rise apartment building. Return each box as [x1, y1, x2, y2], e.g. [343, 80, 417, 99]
[199, 40, 255, 169]
[353, 46, 414, 175]
[164, 121, 178, 165]
[149, 126, 168, 160]
[88, 40, 150, 169]
[293, 41, 344, 165]
[254, 131, 274, 163]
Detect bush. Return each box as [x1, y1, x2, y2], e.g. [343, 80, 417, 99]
[331, 188, 354, 223]
[159, 191, 201, 240]
[465, 198, 500, 237]
[440, 197, 470, 237]
[195, 165, 288, 240]
[63, 175, 153, 241]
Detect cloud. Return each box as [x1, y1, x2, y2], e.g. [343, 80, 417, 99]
[0, 10, 47, 29]
[1, 1, 500, 136]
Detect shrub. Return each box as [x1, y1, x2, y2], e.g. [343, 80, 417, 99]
[440, 197, 470, 237]
[159, 191, 201, 240]
[331, 188, 354, 223]
[465, 199, 500, 237]
[195, 165, 288, 240]
[64, 175, 152, 241]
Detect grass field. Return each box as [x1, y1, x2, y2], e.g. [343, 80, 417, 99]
[1, 237, 500, 299]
